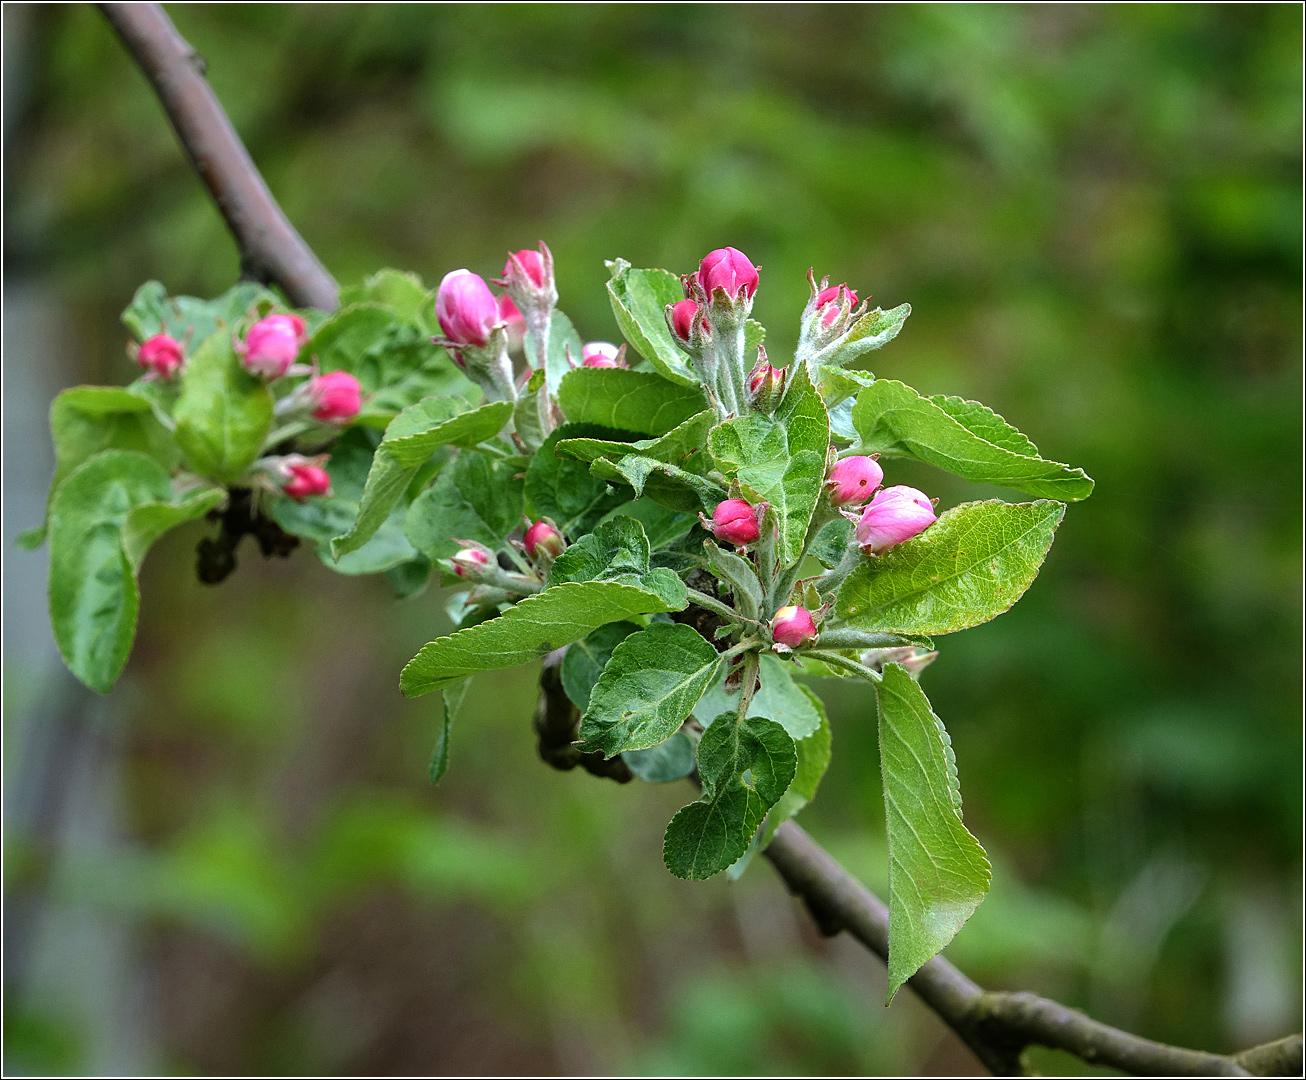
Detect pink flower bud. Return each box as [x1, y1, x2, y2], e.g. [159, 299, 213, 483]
[670, 299, 702, 343]
[853, 485, 937, 554]
[815, 283, 859, 326]
[308, 370, 362, 422]
[524, 519, 564, 560]
[771, 605, 818, 648]
[826, 455, 884, 507]
[711, 498, 761, 546]
[498, 293, 526, 352]
[581, 342, 622, 368]
[135, 334, 184, 380]
[241, 314, 307, 379]
[699, 247, 760, 300]
[450, 546, 493, 578]
[282, 462, 332, 501]
[746, 347, 786, 412]
[436, 269, 500, 347]
[503, 249, 547, 288]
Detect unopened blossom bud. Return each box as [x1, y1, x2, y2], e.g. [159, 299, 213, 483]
[852, 485, 937, 554]
[524, 519, 564, 560]
[670, 299, 702, 343]
[861, 646, 938, 678]
[826, 455, 884, 507]
[771, 605, 818, 648]
[436, 269, 501, 348]
[241, 314, 306, 379]
[498, 294, 526, 353]
[815, 283, 859, 327]
[581, 341, 625, 369]
[503, 249, 548, 289]
[699, 247, 760, 300]
[308, 370, 362, 422]
[134, 334, 184, 380]
[710, 498, 761, 546]
[282, 462, 332, 501]
[450, 544, 494, 579]
[746, 347, 786, 412]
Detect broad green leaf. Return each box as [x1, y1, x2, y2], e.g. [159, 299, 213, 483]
[560, 621, 641, 710]
[47, 450, 174, 693]
[877, 663, 990, 1001]
[594, 499, 698, 550]
[331, 399, 512, 559]
[174, 332, 274, 483]
[513, 370, 550, 452]
[589, 454, 726, 514]
[557, 367, 708, 436]
[811, 517, 852, 568]
[701, 542, 763, 621]
[121, 485, 226, 569]
[806, 303, 911, 372]
[605, 260, 698, 386]
[554, 409, 715, 467]
[835, 500, 1065, 635]
[400, 577, 688, 696]
[304, 303, 398, 374]
[578, 623, 721, 756]
[543, 309, 585, 394]
[338, 269, 431, 325]
[429, 678, 469, 785]
[852, 380, 1093, 500]
[525, 425, 628, 536]
[623, 730, 697, 783]
[549, 516, 654, 586]
[121, 279, 276, 349]
[694, 654, 824, 740]
[360, 347, 476, 424]
[709, 369, 830, 563]
[663, 713, 796, 880]
[405, 450, 524, 562]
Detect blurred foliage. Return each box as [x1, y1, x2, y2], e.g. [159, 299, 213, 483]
[5, 3, 1300, 1075]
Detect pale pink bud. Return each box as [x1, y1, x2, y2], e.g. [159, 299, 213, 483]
[503, 249, 547, 288]
[815, 283, 859, 326]
[436, 269, 500, 347]
[826, 455, 884, 507]
[498, 294, 526, 352]
[771, 605, 818, 648]
[135, 334, 184, 380]
[524, 520, 564, 560]
[581, 342, 622, 368]
[282, 462, 332, 501]
[699, 247, 759, 300]
[450, 546, 493, 578]
[711, 498, 761, 545]
[241, 314, 307, 379]
[670, 299, 701, 342]
[308, 371, 362, 422]
[854, 485, 937, 554]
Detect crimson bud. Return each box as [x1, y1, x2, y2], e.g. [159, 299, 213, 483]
[308, 371, 363, 422]
[711, 498, 761, 545]
[524, 519, 564, 560]
[135, 334, 184, 380]
[699, 247, 760, 300]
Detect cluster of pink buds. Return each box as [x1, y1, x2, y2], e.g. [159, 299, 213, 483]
[771, 605, 818, 649]
[706, 498, 766, 547]
[279, 456, 332, 501]
[581, 341, 627, 369]
[825, 454, 884, 507]
[667, 246, 761, 348]
[131, 333, 185, 381]
[847, 485, 937, 554]
[239, 313, 307, 380]
[524, 519, 565, 561]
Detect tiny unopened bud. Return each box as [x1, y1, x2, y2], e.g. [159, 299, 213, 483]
[134, 333, 184, 380]
[861, 646, 938, 679]
[746, 346, 786, 412]
[282, 461, 332, 501]
[815, 283, 859, 327]
[436, 269, 501, 348]
[710, 498, 761, 546]
[699, 247, 760, 301]
[450, 544, 495, 579]
[670, 298, 702, 343]
[241, 314, 307, 379]
[503, 249, 548, 289]
[852, 485, 937, 554]
[309, 370, 362, 422]
[581, 342, 625, 369]
[826, 455, 884, 507]
[771, 605, 818, 648]
[524, 519, 564, 560]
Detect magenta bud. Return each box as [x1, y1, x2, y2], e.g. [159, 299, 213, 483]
[699, 247, 760, 300]
[853, 485, 937, 554]
[746, 347, 786, 412]
[815, 283, 859, 326]
[309, 370, 363, 422]
[670, 299, 702, 343]
[450, 545, 494, 578]
[135, 333, 184, 380]
[826, 455, 884, 507]
[524, 520, 564, 560]
[241, 314, 307, 379]
[436, 269, 501, 347]
[711, 498, 761, 546]
[282, 461, 332, 501]
[771, 605, 818, 648]
[503, 249, 547, 289]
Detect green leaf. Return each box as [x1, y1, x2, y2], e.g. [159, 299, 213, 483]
[400, 577, 688, 697]
[404, 450, 524, 562]
[808, 303, 911, 371]
[811, 517, 852, 568]
[577, 623, 721, 756]
[835, 500, 1065, 635]
[512, 369, 550, 453]
[623, 730, 697, 783]
[560, 621, 641, 710]
[663, 713, 796, 880]
[121, 279, 276, 349]
[852, 380, 1094, 500]
[589, 454, 726, 514]
[605, 260, 698, 386]
[331, 399, 512, 559]
[339, 269, 432, 325]
[429, 678, 469, 785]
[525, 425, 627, 536]
[47, 450, 174, 693]
[121, 485, 226, 569]
[360, 347, 476, 424]
[877, 663, 990, 1001]
[386, 556, 433, 599]
[554, 409, 715, 467]
[173, 332, 274, 483]
[594, 499, 698, 550]
[548, 515, 654, 586]
[557, 367, 708, 436]
[543, 309, 584, 394]
[694, 654, 824, 740]
[701, 542, 763, 621]
[304, 303, 399, 375]
[709, 369, 830, 563]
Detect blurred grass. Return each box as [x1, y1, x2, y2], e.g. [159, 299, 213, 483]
[4, 3, 1301, 1075]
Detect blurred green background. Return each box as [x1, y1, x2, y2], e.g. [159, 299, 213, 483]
[3, 3, 1300, 1075]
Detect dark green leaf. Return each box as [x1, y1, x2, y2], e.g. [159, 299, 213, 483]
[386, 556, 433, 599]
[525, 425, 627, 535]
[622, 730, 697, 783]
[605, 260, 698, 386]
[548, 515, 653, 586]
[429, 678, 469, 785]
[589, 454, 726, 514]
[593, 499, 697, 549]
[173, 332, 274, 483]
[811, 517, 852, 568]
[554, 409, 715, 467]
[557, 367, 708, 436]
[560, 622, 641, 710]
[404, 450, 524, 562]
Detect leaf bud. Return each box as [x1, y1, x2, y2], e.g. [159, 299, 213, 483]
[826, 454, 884, 507]
[524, 519, 565, 560]
[850, 485, 937, 554]
[133, 333, 185, 380]
[771, 605, 818, 648]
[709, 498, 762, 546]
[240, 313, 307, 380]
[308, 370, 363, 422]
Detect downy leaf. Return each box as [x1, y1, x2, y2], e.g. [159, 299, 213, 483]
[560, 621, 641, 710]
[852, 380, 1093, 500]
[805, 303, 911, 373]
[121, 279, 276, 349]
[835, 500, 1065, 635]
[173, 331, 274, 484]
[525, 425, 628, 535]
[877, 663, 990, 1001]
[701, 542, 764, 621]
[605, 260, 698, 386]
[512, 369, 551, 453]
[557, 367, 708, 436]
[400, 577, 687, 696]
[542, 309, 585, 394]
[405, 449, 524, 562]
[548, 515, 654, 586]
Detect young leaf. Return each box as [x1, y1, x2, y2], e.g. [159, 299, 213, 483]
[554, 409, 715, 467]
[852, 380, 1093, 500]
[622, 730, 696, 783]
[701, 542, 764, 621]
[405, 449, 524, 562]
[513, 370, 551, 453]
[694, 654, 824, 740]
[524, 425, 628, 535]
[560, 621, 641, 710]
[543, 309, 584, 393]
[400, 577, 688, 696]
[588, 454, 726, 514]
[577, 622, 721, 757]
[338, 268, 431, 324]
[304, 303, 399, 375]
[173, 331, 274, 483]
[605, 260, 698, 386]
[808, 302, 911, 371]
[429, 678, 469, 785]
[548, 515, 654, 586]
[121, 279, 276, 349]
[877, 663, 990, 1002]
[557, 367, 708, 436]
[835, 500, 1065, 635]
[121, 486, 226, 569]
